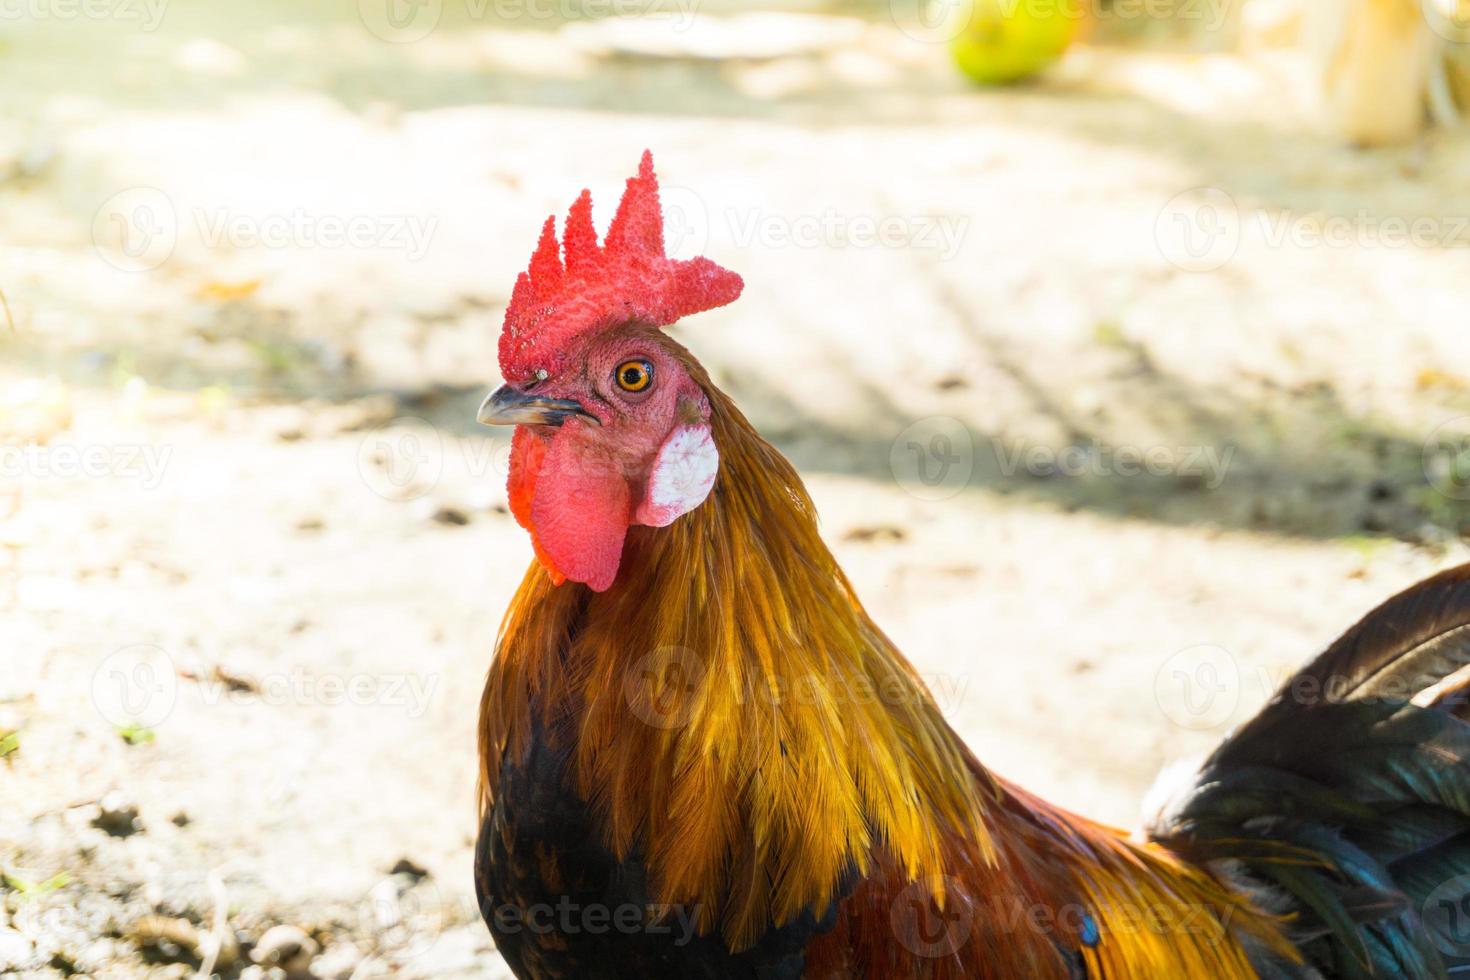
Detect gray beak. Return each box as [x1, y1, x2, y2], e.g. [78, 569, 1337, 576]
[476, 385, 598, 427]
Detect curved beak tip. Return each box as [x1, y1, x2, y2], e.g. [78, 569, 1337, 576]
[476, 389, 507, 426]
[477, 385, 596, 428]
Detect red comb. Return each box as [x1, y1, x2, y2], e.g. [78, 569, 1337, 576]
[499, 151, 744, 384]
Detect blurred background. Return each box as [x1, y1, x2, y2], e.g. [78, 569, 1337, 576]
[4, 0, 1470, 976]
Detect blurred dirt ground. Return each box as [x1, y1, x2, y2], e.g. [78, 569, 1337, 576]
[4, 2, 1470, 977]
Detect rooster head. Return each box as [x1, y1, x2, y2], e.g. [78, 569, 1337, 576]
[477, 151, 743, 592]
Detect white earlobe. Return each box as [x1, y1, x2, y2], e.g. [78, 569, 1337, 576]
[635, 424, 719, 527]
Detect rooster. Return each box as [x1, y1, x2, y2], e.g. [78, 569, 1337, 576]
[474, 152, 1470, 979]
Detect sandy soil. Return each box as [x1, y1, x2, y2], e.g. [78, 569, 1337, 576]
[3, 3, 1470, 976]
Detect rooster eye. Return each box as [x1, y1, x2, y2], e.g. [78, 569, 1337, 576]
[615, 359, 654, 393]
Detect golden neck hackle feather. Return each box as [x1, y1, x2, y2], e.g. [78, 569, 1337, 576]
[479, 335, 1295, 976]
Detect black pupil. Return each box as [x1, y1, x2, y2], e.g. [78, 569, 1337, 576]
[622, 365, 643, 386]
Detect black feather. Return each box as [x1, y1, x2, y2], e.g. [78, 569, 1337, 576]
[1150, 565, 1470, 978]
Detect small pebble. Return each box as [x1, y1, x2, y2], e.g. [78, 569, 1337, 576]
[389, 857, 429, 881]
[842, 524, 906, 544]
[310, 941, 363, 980]
[93, 791, 143, 837]
[252, 924, 318, 976]
[430, 506, 470, 527]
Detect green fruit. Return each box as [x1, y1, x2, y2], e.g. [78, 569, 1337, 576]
[947, 0, 1079, 85]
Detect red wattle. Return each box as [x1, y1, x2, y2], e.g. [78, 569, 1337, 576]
[516, 423, 631, 592]
[507, 427, 567, 585]
[507, 426, 545, 532]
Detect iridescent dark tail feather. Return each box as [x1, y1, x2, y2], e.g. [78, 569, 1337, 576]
[1151, 565, 1470, 979]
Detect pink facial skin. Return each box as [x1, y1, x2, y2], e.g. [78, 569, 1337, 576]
[505, 329, 717, 592]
